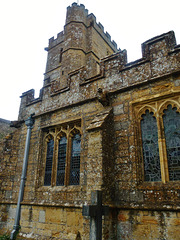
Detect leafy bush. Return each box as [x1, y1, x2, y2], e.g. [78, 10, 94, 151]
[0, 235, 11, 240]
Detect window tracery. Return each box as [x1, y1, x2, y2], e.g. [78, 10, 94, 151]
[134, 95, 180, 183]
[43, 122, 81, 187]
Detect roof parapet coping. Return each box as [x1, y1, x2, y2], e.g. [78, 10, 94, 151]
[141, 31, 177, 59]
[47, 31, 64, 49]
[98, 22, 104, 31]
[87, 13, 96, 22]
[105, 32, 111, 41]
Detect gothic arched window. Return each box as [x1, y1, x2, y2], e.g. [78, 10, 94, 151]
[141, 110, 161, 181]
[163, 105, 180, 181]
[43, 123, 81, 187]
[69, 134, 81, 185]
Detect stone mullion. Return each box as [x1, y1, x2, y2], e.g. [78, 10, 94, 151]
[43, 137, 49, 185]
[156, 115, 169, 183]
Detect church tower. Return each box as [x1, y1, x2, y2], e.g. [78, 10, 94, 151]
[44, 2, 118, 91]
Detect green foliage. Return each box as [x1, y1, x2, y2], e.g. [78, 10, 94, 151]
[0, 234, 11, 240]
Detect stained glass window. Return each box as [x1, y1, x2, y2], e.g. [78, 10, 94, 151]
[56, 136, 67, 186]
[163, 105, 180, 181]
[141, 110, 161, 181]
[69, 134, 81, 185]
[44, 138, 54, 186]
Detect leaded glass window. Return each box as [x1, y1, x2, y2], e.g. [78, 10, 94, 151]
[163, 105, 180, 181]
[43, 124, 81, 187]
[69, 134, 81, 185]
[56, 136, 67, 186]
[141, 110, 161, 181]
[44, 138, 54, 186]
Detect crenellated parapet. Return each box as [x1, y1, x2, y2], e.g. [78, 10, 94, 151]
[17, 0, 180, 124]
[65, 2, 118, 48]
[46, 31, 64, 50]
[142, 31, 177, 60]
[18, 29, 180, 120]
[46, 2, 118, 52]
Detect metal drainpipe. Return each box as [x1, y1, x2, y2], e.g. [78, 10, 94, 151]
[11, 114, 35, 240]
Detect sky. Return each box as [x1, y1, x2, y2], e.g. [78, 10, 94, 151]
[0, 0, 179, 121]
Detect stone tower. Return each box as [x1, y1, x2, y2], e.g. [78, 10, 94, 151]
[44, 3, 118, 91]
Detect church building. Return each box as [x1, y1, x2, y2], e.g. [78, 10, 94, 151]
[0, 2, 180, 239]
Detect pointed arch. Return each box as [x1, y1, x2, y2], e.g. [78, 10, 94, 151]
[137, 105, 157, 121]
[159, 99, 180, 115]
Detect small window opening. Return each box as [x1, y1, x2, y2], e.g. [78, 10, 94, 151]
[59, 48, 63, 63]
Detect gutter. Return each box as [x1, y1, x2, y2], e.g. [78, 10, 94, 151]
[10, 114, 35, 240]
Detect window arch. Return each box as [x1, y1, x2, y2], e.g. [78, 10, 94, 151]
[140, 110, 161, 181]
[163, 105, 180, 181]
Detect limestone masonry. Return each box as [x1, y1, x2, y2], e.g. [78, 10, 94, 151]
[0, 2, 180, 240]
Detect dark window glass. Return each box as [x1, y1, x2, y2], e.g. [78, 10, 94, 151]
[44, 138, 54, 186]
[141, 110, 161, 181]
[56, 136, 67, 186]
[69, 134, 81, 185]
[59, 48, 63, 63]
[163, 105, 180, 181]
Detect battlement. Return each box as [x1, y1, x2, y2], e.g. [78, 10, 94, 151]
[88, 16, 118, 51]
[19, 29, 180, 122]
[141, 31, 177, 59]
[47, 2, 118, 51]
[46, 31, 64, 50]
[67, 2, 118, 51]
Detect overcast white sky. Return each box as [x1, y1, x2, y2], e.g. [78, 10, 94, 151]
[0, 0, 179, 121]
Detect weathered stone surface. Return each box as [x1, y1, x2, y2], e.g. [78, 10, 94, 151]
[0, 2, 180, 240]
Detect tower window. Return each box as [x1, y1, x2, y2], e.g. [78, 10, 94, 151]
[59, 48, 63, 63]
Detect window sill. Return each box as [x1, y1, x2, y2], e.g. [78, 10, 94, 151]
[37, 185, 85, 192]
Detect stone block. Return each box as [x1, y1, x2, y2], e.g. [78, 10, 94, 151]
[39, 210, 45, 223]
[113, 104, 124, 115]
[45, 207, 62, 224]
